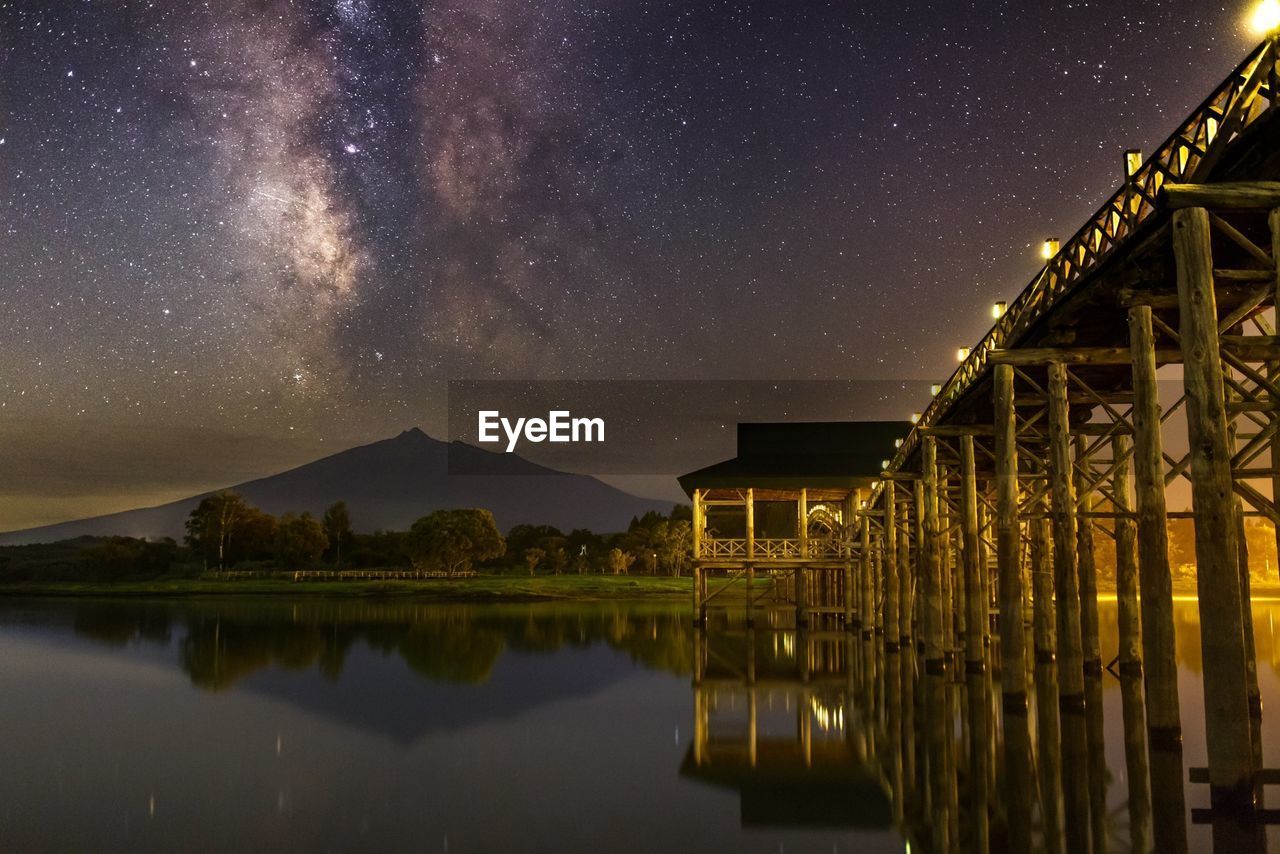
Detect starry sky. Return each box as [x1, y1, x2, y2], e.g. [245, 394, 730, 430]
[0, 0, 1268, 529]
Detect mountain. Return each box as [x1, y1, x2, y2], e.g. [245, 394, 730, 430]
[0, 428, 674, 545]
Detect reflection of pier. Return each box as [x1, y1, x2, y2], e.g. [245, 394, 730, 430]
[683, 625, 893, 830]
[682, 32, 1280, 849]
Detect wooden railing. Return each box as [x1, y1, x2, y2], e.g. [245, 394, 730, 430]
[698, 537, 849, 561]
[884, 38, 1278, 484]
[291, 569, 477, 581]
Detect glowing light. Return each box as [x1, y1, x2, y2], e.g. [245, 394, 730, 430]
[910, 412, 921, 424]
[957, 347, 970, 362]
[881, 459, 890, 469]
[894, 438, 903, 448]
[930, 384, 942, 396]
[1250, 0, 1280, 33]
[1124, 149, 1142, 178]
[1042, 238, 1060, 260]
[992, 301, 1007, 319]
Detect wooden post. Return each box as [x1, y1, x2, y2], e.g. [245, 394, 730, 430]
[1173, 205, 1254, 804]
[798, 487, 808, 558]
[796, 567, 808, 628]
[939, 472, 958, 663]
[1130, 303, 1189, 854]
[884, 483, 900, 651]
[745, 488, 755, 561]
[860, 510, 872, 638]
[899, 487, 914, 645]
[1073, 435, 1102, 677]
[1128, 304, 1183, 740]
[961, 435, 984, 671]
[1031, 516, 1056, 663]
[913, 479, 926, 650]
[1047, 361, 1086, 709]
[693, 564, 703, 623]
[1112, 434, 1142, 673]
[922, 436, 945, 670]
[1271, 207, 1280, 577]
[994, 363, 1027, 705]
[692, 488, 703, 560]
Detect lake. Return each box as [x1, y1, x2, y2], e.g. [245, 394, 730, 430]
[0, 597, 1276, 852]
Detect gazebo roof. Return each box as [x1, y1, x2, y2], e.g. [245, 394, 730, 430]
[678, 421, 913, 496]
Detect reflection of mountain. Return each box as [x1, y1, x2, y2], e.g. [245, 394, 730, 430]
[0, 428, 673, 543]
[59, 599, 694, 743]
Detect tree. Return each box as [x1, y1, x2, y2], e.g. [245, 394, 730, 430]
[275, 512, 329, 570]
[407, 509, 505, 575]
[233, 508, 278, 563]
[545, 541, 568, 575]
[607, 547, 635, 576]
[184, 491, 249, 571]
[523, 547, 545, 576]
[322, 501, 353, 569]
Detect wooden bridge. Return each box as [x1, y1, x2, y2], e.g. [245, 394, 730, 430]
[689, 32, 1280, 851]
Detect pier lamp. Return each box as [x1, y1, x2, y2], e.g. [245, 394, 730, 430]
[1041, 238, 1060, 260]
[1124, 149, 1142, 179]
[881, 459, 891, 470]
[910, 412, 921, 424]
[930, 384, 942, 396]
[1251, 0, 1280, 33]
[895, 439, 903, 448]
[956, 347, 970, 361]
[992, 301, 1007, 319]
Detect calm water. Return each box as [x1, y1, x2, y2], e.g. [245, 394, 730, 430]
[0, 597, 1276, 852]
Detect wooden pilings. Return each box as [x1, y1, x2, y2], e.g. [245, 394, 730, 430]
[883, 483, 900, 651]
[960, 435, 985, 671]
[994, 363, 1027, 706]
[1172, 205, 1255, 804]
[1128, 304, 1183, 744]
[922, 435, 945, 669]
[1047, 361, 1086, 709]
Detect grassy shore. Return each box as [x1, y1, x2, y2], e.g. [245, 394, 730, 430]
[0, 574, 694, 601]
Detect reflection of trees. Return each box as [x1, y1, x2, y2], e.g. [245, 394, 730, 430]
[1095, 601, 1280, 678]
[73, 602, 172, 647]
[397, 620, 505, 683]
[69, 600, 694, 691]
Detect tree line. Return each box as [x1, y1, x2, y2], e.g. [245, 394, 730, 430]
[0, 492, 694, 582]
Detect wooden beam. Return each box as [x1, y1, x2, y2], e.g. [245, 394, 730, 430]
[1048, 362, 1087, 707]
[1074, 435, 1103, 675]
[898, 487, 914, 644]
[990, 346, 1182, 366]
[1173, 205, 1255, 799]
[994, 363, 1027, 704]
[883, 481, 899, 650]
[922, 435, 944, 666]
[961, 435, 985, 669]
[1128, 304, 1183, 740]
[1112, 434, 1142, 672]
[1162, 181, 1280, 209]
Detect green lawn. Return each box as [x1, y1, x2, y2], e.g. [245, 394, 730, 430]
[0, 574, 695, 601]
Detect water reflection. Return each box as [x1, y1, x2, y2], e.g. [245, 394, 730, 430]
[1, 598, 1279, 850]
[690, 599, 1280, 852]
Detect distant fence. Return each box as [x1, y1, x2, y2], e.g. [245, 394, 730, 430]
[291, 569, 478, 581]
[201, 569, 478, 582]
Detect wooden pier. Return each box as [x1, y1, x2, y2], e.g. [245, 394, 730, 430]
[685, 32, 1280, 844]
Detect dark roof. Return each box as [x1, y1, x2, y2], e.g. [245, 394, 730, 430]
[678, 421, 913, 496]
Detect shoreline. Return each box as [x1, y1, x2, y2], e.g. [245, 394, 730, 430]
[0, 574, 695, 601]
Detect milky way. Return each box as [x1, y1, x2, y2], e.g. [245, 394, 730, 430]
[0, 0, 1269, 526]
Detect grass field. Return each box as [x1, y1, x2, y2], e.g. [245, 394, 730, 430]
[0, 574, 695, 601]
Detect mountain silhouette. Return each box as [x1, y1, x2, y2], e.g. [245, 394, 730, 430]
[0, 428, 673, 544]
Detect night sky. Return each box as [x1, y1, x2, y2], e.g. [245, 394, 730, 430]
[0, 1, 1268, 529]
